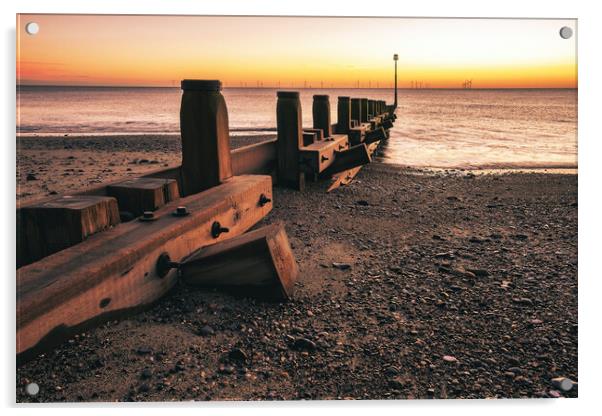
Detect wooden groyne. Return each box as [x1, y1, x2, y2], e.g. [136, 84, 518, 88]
[16, 79, 397, 362]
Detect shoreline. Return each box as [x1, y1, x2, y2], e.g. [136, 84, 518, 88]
[16, 134, 577, 203]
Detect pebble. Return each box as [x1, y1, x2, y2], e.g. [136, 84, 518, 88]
[136, 346, 152, 355]
[332, 262, 351, 270]
[442, 355, 458, 363]
[228, 348, 248, 363]
[292, 337, 317, 351]
[388, 378, 405, 390]
[26, 173, 37, 181]
[551, 377, 574, 392]
[466, 268, 489, 277]
[219, 364, 235, 375]
[199, 325, 215, 336]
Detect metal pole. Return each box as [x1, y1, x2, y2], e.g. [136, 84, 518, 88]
[393, 54, 398, 108]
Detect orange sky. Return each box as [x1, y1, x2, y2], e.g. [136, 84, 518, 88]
[16, 15, 577, 88]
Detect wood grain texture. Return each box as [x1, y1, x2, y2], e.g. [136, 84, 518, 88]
[180, 90, 233, 195]
[17, 196, 120, 268]
[181, 221, 298, 300]
[299, 134, 349, 174]
[312, 96, 332, 138]
[336, 96, 351, 135]
[107, 177, 180, 217]
[231, 138, 277, 176]
[276, 93, 305, 191]
[326, 141, 380, 192]
[17, 175, 272, 361]
[322, 143, 371, 176]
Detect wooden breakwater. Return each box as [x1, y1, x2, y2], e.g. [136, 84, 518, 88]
[16, 79, 397, 362]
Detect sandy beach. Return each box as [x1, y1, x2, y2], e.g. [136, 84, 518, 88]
[16, 135, 577, 401]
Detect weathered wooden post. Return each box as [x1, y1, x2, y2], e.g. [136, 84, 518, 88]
[360, 98, 368, 123]
[180, 79, 233, 196]
[180, 221, 298, 300]
[336, 96, 351, 134]
[351, 98, 361, 125]
[323, 143, 372, 176]
[368, 100, 375, 119]
[312, 94, 332, 138]
[277, 91, 305, 191]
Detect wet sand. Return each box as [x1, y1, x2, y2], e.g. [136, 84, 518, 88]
[16, 135, 578, 401]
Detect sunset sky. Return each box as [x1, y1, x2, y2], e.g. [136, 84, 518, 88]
[16, 15, 577, 88]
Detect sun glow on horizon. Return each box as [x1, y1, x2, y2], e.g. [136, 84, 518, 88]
[16, 15, 577, 89]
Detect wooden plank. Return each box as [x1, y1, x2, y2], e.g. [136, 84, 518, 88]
[106, 177, 180, 218]
[17, 196, 120, 268]
[303, 128, 323, 141]
[16, 175, 273, 361]
[180, 221, 298, 301]
[326, 141, 380, 192]
[180, 80, 233, 196]
[231, 138, 277, 176]
[302, 131, 317, 146]
[322, 143, 371, 176]
[299, 134, 349, 173]
[364, 127, 387, 144]
[382, 119, 394, 130]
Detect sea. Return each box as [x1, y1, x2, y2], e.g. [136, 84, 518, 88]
[16, 86, 577, 170]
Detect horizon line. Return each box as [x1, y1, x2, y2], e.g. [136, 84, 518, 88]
[16, 83, 578, 90]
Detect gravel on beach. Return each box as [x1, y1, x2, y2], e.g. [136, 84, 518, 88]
[16, 136, 578, 402]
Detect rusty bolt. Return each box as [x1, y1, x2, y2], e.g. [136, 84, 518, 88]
[172, 206, 189, 217]
[259, 193, 272, 207]
[211, 221, 230, 238]
[139, 211, 158, 222]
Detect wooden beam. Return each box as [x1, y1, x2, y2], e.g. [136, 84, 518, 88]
[106, 177, 180, 218]
[302, 131, 317, 146]
[299, 134, 349, 174]
[326, 141, 380, 192]
[382, 119, 394, 130]
[231, 138, 277, 176]
[364, 127, 387, 144]
[16, 175, 273, 361]
[276, 91, 305, 191]
[180, 221, 298, 301]
[17, 196, 120, 268]
[322, 143, 371, 176]
[180, 80, 233, 196]
[303, 128, 323, 141]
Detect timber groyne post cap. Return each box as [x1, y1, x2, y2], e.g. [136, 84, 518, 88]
[181, 79, 222, 91]
[277, 91, 300, 99]
[313, 94, 329, 100]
